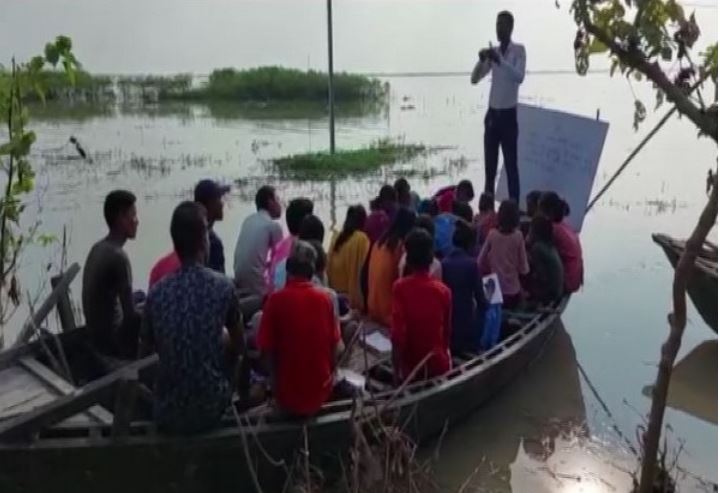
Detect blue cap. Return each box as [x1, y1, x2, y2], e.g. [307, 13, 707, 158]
[194, 179, 230, 205]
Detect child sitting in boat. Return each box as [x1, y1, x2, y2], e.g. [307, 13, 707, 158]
[520, 190, 542, 236]
[473, 192, 497, 251]
[477, 199, 529, 309]
[327, 205, 370, 312]
[433, 179, 475, 214]
[367, 208, 416, 327]
[441, 219, 485, 354]
[399, 214, 442, 279]
[364, 185, 397, 244]
[538, 192, 584, 293]
[391, 228, 452, 382]
[257, 241, 344, 417]
[268, 197, 314, 292]
[524, 215, 564, 305]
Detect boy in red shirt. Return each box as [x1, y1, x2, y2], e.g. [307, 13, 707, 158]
[391, 228, 452, 382]
[257, 240, 344, 416]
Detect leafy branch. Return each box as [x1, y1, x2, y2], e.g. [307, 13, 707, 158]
[0, 36, 80, 337]
[571, 0, 717, 139]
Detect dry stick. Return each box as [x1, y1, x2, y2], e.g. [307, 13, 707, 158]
[638, 182, 718, 493]
[233, 406, 267, 493]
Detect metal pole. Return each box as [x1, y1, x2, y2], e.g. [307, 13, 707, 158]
[327, 0, 336, 154]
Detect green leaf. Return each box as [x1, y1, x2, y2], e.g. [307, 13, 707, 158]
[610, 58, 619, 77]
[44, 43, 59, 66]
[588, 37, 609, 54]
[29, 56, 44, 73]
[55, 35, 72, 53]
[36, 234, 56, 247]
[665, 0, 685, 22]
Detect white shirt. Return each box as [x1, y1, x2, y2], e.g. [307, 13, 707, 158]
[471, 41, 526, 110]
[233, 209, 283, 296]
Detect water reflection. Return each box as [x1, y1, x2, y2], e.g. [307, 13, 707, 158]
[643, 340, 718, 426]
[433, 322, 605, 492]
[27, 99, 389, 124]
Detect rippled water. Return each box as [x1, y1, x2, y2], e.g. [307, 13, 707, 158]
[2, 0, 718, 491]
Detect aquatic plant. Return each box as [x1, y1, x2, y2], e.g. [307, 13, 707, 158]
[176, 66, 387, 103]
[0, 69, 112, 103]
[0, 36, 80, 344]
[270, 139, 426, 180]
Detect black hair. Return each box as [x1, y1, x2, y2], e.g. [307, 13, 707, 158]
[452, 219, 476, 252]
[452, 200, 474, 223]
[478, 192, 495, 213]
[285, 198, 314, 236]
[255, 185, 276, 211]
[498, 10, 515, 29]
[378, 184, 397, 205]
[404, 228, 434, 271]
[298, 214, 325, 243]
[104, 190, 136, 228]
[378, 207, 416, 251]
[418, 198, 440, 217]
[309, 240, 327, 275]
[415, 214, 435, 238]
[394, 178, 411, 206]
[538, 192, 570, 223]
[457, 180, 475, 202]
[170, 201, 207, 262]
[530, 215, 554, 245]
[334, 205, 368, 253]
[286, 240, 316, 280]
[497, 199, 520, 234]
[526, 190, 542, 216]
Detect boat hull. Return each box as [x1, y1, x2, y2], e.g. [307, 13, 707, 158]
[652, 233, 718, 333]
[0, 301, 565, 493]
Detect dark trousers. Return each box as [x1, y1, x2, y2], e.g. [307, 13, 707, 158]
[484, 107, 519, 203]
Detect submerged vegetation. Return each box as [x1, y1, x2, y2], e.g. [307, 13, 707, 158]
[270, 139, 426, 180]
[0, 69, 112, 103]
[178, 66, 386, 102]
[1, 66, 387, 105]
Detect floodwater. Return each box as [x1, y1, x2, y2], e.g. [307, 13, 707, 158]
[1, 0, 718, 491]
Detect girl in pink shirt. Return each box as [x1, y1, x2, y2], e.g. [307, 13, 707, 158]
[538, 192, 584, 293]
[477, 200, 529, 308]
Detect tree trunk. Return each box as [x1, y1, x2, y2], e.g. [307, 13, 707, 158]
[638, 181, 718, 493]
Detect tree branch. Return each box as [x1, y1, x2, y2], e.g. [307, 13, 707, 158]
[584, 21, 718, 140]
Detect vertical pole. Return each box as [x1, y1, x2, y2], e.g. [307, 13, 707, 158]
[327, 0, 336, 154]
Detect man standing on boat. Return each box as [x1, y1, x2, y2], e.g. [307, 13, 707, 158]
[471, 10, 526, 204]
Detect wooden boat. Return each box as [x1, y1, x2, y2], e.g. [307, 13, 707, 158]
[652, 233, 718, 332]
[0, 263, 569, 493]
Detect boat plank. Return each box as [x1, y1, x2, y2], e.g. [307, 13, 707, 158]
[0, 354, 157, 441]
[18, 357, 113, 425]
[13, 263, 81, 347]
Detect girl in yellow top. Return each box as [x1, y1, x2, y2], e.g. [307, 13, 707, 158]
[367, 208, 417, 327]
[327, 205, 370, 311]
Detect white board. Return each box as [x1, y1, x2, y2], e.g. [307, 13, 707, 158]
[495, 104, 609, 232]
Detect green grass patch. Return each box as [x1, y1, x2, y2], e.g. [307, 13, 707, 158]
[177, 66, 386, 103]
[271, 139, 427, 180]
